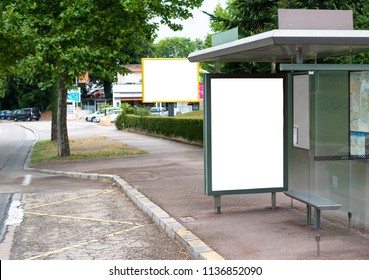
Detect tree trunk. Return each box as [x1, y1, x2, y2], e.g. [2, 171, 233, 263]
[51, 86, 58, 141]
[51, 108, 58, 141]
[103, 80, 112, 99]
[57, 74, 70, 157]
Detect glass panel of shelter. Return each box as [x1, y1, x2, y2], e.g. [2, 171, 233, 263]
[291, 71, 369, 231]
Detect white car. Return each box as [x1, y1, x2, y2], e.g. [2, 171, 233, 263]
[94, 107, 123, 123]
[85, 109, 105, 122]
[150, 107, 167, 116]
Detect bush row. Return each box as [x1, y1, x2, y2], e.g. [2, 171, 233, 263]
[115, 114, 203, 143]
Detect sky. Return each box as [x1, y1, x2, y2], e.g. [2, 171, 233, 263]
[155, 0, 227, 42]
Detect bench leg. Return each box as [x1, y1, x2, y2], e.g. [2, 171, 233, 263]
[306, 205, 312, 226]
[315, 209, 321, 230]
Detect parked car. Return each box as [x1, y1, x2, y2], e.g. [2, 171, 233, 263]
[150, 107, 167, 116]
[12, 107, 41, 121]
[94, 107, 122, 123]
[10, 109, 20, 120]
[87, 89, 105, 99]
[85, 109, 105, 122]
[13, 109, 31, 121]
[0, 110, 13, 120]
[24, 107, 41, 121]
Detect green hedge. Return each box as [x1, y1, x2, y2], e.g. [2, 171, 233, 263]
[115, 114, 203, 143]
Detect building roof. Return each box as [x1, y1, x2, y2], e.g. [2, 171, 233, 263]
[124, 64, 142, 72]
[188, 29, 369, 63]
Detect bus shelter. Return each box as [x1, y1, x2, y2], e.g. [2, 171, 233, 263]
[188, 9, 369, 231]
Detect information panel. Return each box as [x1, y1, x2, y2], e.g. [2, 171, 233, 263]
[205, 74, 287, 195]
[350, 71, 369, 156]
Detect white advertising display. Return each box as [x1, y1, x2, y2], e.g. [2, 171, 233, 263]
[210, 78, 284, 191]
[142, 58, 199, 102]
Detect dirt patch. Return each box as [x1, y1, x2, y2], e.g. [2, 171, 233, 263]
[40, 110, 52, 121]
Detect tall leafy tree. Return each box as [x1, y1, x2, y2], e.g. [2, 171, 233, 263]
[0, 0, 203, 156]
[154, 37, 204, 58]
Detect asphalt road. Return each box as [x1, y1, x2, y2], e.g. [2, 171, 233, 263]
[0, 121, 190, 260]
[0, 123, 36, 241]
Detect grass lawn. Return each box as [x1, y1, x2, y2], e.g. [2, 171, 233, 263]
[31, 136, 146, 164]
[174, 110, 203, 119]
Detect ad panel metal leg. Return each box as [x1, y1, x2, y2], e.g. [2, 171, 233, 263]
[214, 195, 221, 214]
[271, 192, 276, 209]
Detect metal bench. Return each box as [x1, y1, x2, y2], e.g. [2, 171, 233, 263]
[284, 190, 341, 229]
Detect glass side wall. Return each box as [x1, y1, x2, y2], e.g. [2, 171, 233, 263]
[311, 71, 369, 225]
[311, 71, 350, 205]
[289, 74, 310, 191]
[289, 70, 369, 258]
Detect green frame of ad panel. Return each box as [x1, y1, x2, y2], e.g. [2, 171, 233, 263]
[204, 73, 289, 196]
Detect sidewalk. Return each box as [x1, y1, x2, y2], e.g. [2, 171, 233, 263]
[26, 120, 369, 259]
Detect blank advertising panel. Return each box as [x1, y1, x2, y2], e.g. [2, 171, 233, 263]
[142, 58, 199, 103]
[206, 74, 287, 194]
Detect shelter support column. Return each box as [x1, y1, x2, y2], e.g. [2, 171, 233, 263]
[296, 46, 303, 64]
[215, 61, 220, 73]
[270, 60, 277, 210]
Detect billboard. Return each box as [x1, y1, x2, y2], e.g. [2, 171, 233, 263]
[142, 58, 199, 103]
[204, 74, 287, 195]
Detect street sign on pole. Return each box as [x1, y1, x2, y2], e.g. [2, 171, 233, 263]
[67, 89, 81, 103]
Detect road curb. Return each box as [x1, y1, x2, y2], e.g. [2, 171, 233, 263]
[25, 167, 224, 260]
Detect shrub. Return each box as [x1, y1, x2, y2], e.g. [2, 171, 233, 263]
[134, 106, 150, 116]
[115, 114, 203, 143]
[120, 102, 134, 114]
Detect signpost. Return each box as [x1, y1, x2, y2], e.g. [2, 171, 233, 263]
[67, 89, 81, 119]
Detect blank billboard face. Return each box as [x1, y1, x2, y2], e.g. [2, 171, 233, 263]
[142, 58, 199, 103]
[207, 76, 286, 193]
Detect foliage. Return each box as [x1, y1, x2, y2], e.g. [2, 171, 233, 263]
[100, 104, 112, 109]
[120, 102, 134, 114]
[115, 114, 203, 143]
[153, 37, 204, 58]
[0, 75, 51, 110]
[134, 106, 151, 116]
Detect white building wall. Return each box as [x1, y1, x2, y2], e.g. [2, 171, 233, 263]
[117, 71, 142, 84]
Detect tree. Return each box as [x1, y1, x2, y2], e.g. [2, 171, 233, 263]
[0, 0, 203, 157]
[154, 37, 204, 58]
[0, 75, 51, 110]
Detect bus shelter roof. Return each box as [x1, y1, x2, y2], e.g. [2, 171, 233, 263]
[188, 29, 369, 63]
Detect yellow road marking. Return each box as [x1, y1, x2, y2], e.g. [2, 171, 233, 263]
[23, 189, 147, 260]
[26, 225, 145, 260]
[24, 211, 143, 226]
[25, 189, 114, 210]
